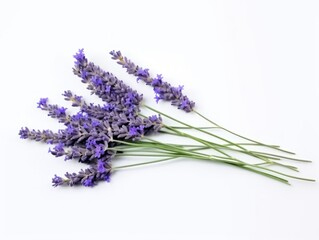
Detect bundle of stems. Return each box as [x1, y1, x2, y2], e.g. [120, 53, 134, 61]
[20, 49, 315, 187]
[112, 106, 314, 185]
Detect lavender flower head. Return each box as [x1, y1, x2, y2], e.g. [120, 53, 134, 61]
[19, 49, 163, 187]
[110, 50, 195, 112]
[53, 160, 112, 187]
[73, 49, 143, 117]
[18, 48, 313, 188]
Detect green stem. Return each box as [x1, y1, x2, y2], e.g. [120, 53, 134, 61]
[222, 143, 280, 148]
[169, 126, 218, 130]
[254, 161, 299, 172]
[145, 105, 280, 165]
[238, 164, 290, 184]
[112, 156, 177, 170]
[112, 139, 314, 183]
[145, 105, 248, 152]
[113, 138, 234, 164]
[162, 127, 305, 173]
[141, 137, 301, 178]
[162, 126, 235, 159]
[114, 152, 291, 184]
[117, 153, 179, 157]
[250, 164, 315, 182]
[194, 110, 295, 155]
[161, 129, 279, 148]
[164, 125, 275, 164]
[251, 151, 311, 163]
[143, 137, 243, 164]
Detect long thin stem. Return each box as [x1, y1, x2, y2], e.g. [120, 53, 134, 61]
[238, 165, 290, 184]
[112, 139, 228, 164]
[145, 105, 248, 152]
[113, 150, 291, 184]
[251, 151, 311, 163]
[161, 126, 235, 159]
[111, 107, 314, 184]
[169, 126, 218, 130]
[113, 138, 314, 183]
[194, 110, 295, 155]
[222, 143, 280, 148]
[112, 156, 178, 170]
[161, 129, 280, 148]
[145, 105, 279, 164]
[251, 164, 315, 182]
[163, 125, 275, 164]
[134, 138, 302, 177]
[143, 137, 243, 164]
[166, 131, 308, 164]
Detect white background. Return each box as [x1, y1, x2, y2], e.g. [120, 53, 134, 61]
[1, 0, 319, 239]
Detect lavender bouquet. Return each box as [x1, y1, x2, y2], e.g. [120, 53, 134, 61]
[19, 49, 315, 187]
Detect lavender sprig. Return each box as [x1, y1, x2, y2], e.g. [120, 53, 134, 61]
[109, 51, 299, 156]
[19, 50, 192, 187]
[110, 50, 195, 112]
[73, 49, 143, 117]
[19, 127, 61, 144]
[52, 160, 112, 187]
[37, 98, 69, 123]
[19, 48, 314, 187]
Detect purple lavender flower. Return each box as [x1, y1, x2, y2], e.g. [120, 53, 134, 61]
[62, 146, 96, 163]
[136, 68, 150, 82]
[145, 115, 163, 133]
[19, 127, 30, 139]
[63, 91, 83, 107]
[154, 94, 162, 103]
[128, 126, 139, 137]
[55, 107, 67, 118]
[37, 98, 48, 108]
[37, 98, 69, 123]
[71, 112, 87, 122]
[20, 48, 308, 188]
[82, 175, 95, 187]
[73, 48, 87, 67]
[97, 159, 106, 173]
[91, 76, 103, 87]
[73, 49, 143, 118]
[63, 91, 109, 121]
[86, 138, 97, 150]
[66, 124, 75, 135]
[49, 142, 65, 157]
[19, 49, 164, 187]
[52, 175, 64, 187]
[53, 160, 112, 187]
[91, 119, 100, 127]
[152, 74, 163, 86]
[94, 144, 105, 158]
[110, 50, 195, 112]
[19, 127, 61, 144]
[104, 174, 111, 182]
[105, 85, 111, 93]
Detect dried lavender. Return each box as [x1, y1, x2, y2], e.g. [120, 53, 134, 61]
[19, 49, 164, 187]
[19, 128, 60, 144]
[19, 48, 315, 187]
[73, 49, 143, 117]
[110, 50, 195, 112]
[19, 93, 163, 186]
[37, 98, 68, 123]
[52, 160, 112, 187]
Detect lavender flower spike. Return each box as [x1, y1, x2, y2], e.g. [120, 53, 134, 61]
[53, 160, 112, 187]
[73, 48, 143, 118]
[110, 50, 195, 112]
